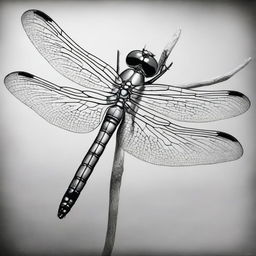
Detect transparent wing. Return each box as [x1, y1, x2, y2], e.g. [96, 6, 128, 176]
[118, 102, 243, 166]
[5, 72, 115, 133]
[21, 9, 121, 93]
[132, 84, 250, 122]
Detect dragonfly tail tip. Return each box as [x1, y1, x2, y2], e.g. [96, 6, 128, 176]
[57, 208, 67, 219]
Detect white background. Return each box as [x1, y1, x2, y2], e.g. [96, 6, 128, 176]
[0, 1, 255, 255]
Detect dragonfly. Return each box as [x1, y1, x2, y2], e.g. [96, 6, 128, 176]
[4, 10, 250, 219]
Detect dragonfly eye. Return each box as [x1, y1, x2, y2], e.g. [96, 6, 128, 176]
[142, 58, 158, 77]
[126, 50, 158, 78]
[126, 50, 142, 66]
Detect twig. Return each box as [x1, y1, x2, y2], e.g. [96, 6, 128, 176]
[102, 50, 124, 256]
[157, 29, 181, 73]
[179, 57, 252, 89]
[102, 134, 124, 256]
[146, 29, 181, 85]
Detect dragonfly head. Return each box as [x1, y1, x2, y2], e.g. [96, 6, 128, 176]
[126, 49, 158, 77]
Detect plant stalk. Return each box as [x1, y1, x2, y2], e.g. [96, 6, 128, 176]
[102, 134, 124, 256]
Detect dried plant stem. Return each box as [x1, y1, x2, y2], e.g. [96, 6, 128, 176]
[180, 57, 252, 89]
[102, 134, 124, 256]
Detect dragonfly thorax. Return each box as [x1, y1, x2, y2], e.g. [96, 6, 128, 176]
[112, 68, 145, 103]
[120, 89, 129, 98]
[120, 68, 144, 86]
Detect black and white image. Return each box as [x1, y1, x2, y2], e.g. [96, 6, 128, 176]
[1, 1, 255, 255]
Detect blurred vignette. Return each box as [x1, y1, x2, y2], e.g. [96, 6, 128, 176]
[0, 1, 255, 255]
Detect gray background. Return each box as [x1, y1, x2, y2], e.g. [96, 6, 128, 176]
[0, 1, 255, 255]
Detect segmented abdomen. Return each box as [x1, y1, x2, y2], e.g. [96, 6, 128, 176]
[58, 105, 124, 218]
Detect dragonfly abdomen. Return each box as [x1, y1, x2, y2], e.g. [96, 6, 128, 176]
[58, 105, 124, 219]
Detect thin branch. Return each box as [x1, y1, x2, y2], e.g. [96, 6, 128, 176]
[157, 29, 181, 73]
[102, 49, 125, 256]
[179, 57, 252, 89]
[102, 135, 124, 256]
[146, 29, 181, 85]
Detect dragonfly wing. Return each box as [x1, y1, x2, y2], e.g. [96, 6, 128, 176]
[132, 84, 250, 122]
[5, 72, 114, 133]
[118, 102, 243, 166]
[21, 10, 121, 93]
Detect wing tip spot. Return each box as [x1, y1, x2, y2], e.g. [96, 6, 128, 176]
[228, 90, 251, 110]
[18, 71, 34, 78]
[217, 131, 238, 142]
[33, 10, 53, 22]
[23, 9, 53, 22]
[228, 91, 244, 98]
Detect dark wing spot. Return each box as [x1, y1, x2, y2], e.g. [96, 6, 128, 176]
[228, 90, 251, 109]
[18, 71, 34, 78]
[217, 131, 238, 142]
[228, 91, 244, 97]
[34, 10, 53, 22]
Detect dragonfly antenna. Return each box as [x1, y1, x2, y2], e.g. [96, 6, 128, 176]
[116, 50, 120, 74]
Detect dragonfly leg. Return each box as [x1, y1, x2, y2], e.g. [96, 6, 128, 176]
[145, 62, 173, 85]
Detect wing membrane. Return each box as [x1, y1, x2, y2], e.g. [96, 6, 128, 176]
[5, 72, 114, 133]
[21, 10, 121, 93]
[132, 84, 250, 122]
[119, 102, 243, 166]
